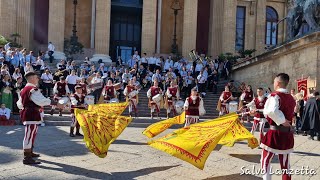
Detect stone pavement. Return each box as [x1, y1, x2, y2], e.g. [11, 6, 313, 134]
[0, 125, 319, 180]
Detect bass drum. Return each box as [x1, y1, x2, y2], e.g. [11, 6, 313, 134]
[84, 95, 95, 105]
[152, 94, 162, 103]
[229, 101, 238, 113]
[109, 98, 119, 103]
[57, 97, 71, 111]
[175, 100, 184, 114]
[128, 90, 138, 98]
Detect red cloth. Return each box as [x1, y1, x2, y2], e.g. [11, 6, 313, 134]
[0, 115, 15, 126]
[167, 87, 178, 101]
[56, 82, 67, 97]
[150, 86, 160, 98]
[126, 85, 137, 99]
[220, 91, 232, 110]
[104, 85, 115, 100]
[186, 96, 200, 116]
[297, 78, 307, 100]
[243, 90, 254, 104]
[261, 92, 295, 152]
[71, 94, 85, 113]
[253, 97, 267, 119]
[20, 86, 41, 123]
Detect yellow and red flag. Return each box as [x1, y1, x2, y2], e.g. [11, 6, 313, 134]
[88, 102, 129, 115]
[75, 107, 132, 158]
[142, 112, 185, 138]
[148, 113, 258, 169]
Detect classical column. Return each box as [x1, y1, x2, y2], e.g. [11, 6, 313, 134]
[48, 0, 65, 52]
[94, 0, 111, 55]
[90, 0, 96, 49]
[255, 0, 266, 55]
[141, 0, 157, 55]
[156, 0, 162, 54]
[208, 0, 224, 57]
[221, 0, 237, 54]
[182, 0, 198, 60]
[0, 0, 17, 39]
[16, 0, 33, 49]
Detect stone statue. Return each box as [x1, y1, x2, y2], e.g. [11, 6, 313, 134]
[286, 0, 320, 40]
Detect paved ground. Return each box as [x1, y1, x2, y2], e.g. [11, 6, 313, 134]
[0, 124, 320, 180]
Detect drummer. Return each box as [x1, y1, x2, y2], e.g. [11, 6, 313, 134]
[51, 76, 70, 116]
[70, 85, 85, 137]
[124, 79, 138, 117]
[218, 85, 235, 116]
[102, 80, 117, 103]
[165, 80, 180, 118]
[184, 87, 205, 127]
[78, 77, 88, 95]
[147, 79, 162, 119]
[239, 85, 254, 123]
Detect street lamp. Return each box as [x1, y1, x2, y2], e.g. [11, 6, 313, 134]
[70, 0, 79, 54]
[170, 0, 181, 55]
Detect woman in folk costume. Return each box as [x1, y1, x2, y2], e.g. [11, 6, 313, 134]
[217, 85, 235, 116]
[184, 87, 205, 127]
[147, 79, 163, 119]
[124, 79, 139, 117]
[70, 85, 85, 137]
[239, 85, 254, 122]
[1, 74, 13, 110]
[165, 80, 180, 118]
[241, 87, 268, 141]
[102, 80, 117, 103]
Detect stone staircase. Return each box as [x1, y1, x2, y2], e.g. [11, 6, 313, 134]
[39, 79, 230, 126]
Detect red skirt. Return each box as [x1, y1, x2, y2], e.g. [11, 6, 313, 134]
[260, 130, 294, 154]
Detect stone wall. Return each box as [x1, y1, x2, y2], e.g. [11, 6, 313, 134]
[232, 32, 320, 93]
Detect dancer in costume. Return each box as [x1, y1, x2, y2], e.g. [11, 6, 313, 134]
[165, 80, 180, 118]
[147, 79, 162, 119]
[239, 85, 254, 122]
[102, 80, 117, 103]
[17, 72, 51, 164]
[124, 79, 139, 117]
[261, 73, 295, 180]
[70, 85, 85, 137]
[242, 87, 268, 141]
[51, 76, 70, 116]
[218, 86, 235, 116]
[184, 87, 205, 127]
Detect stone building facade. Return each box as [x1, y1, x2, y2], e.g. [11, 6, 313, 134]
[0, 0, 287, 61]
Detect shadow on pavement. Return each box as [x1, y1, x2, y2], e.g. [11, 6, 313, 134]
[229, 154, 261, 163]
[205, 174, 262, 180]
[293, 151, 320, 157]
[37, 160, 179, 179]
[113, 139, 147, 146]
[0, 152, 19, 164]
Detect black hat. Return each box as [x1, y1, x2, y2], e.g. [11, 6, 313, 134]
[24, 72, 37, 79]
[75, 85, 82, 89]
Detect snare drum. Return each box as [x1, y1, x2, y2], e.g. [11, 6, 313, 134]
[152, 94, 162, 103]
[84, 95, 95, 105]
[128, 90, 138, 98]
[229, 101, 238, 113]
[109, 98, 119, 103]
[57, 97, 71, 110]
[113, 83, 122, 91]
[175, 100, 184, 114]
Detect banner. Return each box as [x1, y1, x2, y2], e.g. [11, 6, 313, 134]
[297, 78, 308, 100]
[148, 113, 258, 169]
[142, 112, 186, 138]
[75, 106, 132, 158]
[88, 102, 129, 115]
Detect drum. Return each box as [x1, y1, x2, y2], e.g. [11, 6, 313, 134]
[128, 90, 138, 98]
[109, 98, 119, 103]
[135, 84, 142, 90]
[229, 101, 238, 113]
[152, 94, 162, 103]
[114, 83, 122, 91]
[57, 97, 71, 110]
[175, 100, 184, 114]
[85, 95, 95, 105]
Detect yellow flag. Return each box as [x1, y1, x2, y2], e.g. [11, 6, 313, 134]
[142, 112, 186, 138]
[148, 113, 258, 169]
[75, 109, 132, 158]
[88, 102, 129, 115]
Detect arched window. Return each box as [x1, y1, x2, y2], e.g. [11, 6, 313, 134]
[265, 6, 278, 45]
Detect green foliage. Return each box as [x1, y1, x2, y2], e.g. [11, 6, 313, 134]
[0, 35, 8, 45]
[238, 49, 256, 58]
[64, 38, 84, 57]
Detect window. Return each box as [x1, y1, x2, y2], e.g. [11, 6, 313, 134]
[266, 6, 278, 45]
[235, 6, 246, 51]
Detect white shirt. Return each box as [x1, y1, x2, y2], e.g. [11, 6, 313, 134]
[4, 43, 10, 51]
[122, 73, 132, 83]
[53, 82, 70, 95]
[141, 57, 147, 63]
[0, 108, 11, 120]
[12, 73, 22, 81]
[17, 83, 51, 110]
[152, 73, 162, 82]
[66, 75, 80, 85]
[195, 63, 203, 72]
[91, 77, 102, 84]
[263, 88, 288, 126]
[197, 74, 206, 84]
[133, 54, 140, 61]
[155, 58, 161, 66]
[48, 43, 55, 51]
[41, 73, 53, 83]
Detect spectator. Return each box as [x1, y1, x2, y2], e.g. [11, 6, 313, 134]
[1, 74, 13, 110]
[48, 42, 55, 63]
[301, 91, 320, 140]
[0, 103, 11, 121]
[12, 68, 22, 81]
[41, 69, 54, 97]
[24, 62, 34, 74]
[66, 70, 80, 93]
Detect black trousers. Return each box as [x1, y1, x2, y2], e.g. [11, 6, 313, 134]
[42, 82, 52, 97]
[68, 84, 76, 94]
[48, 51, 54, 63]
[92, 88, 102, 104]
